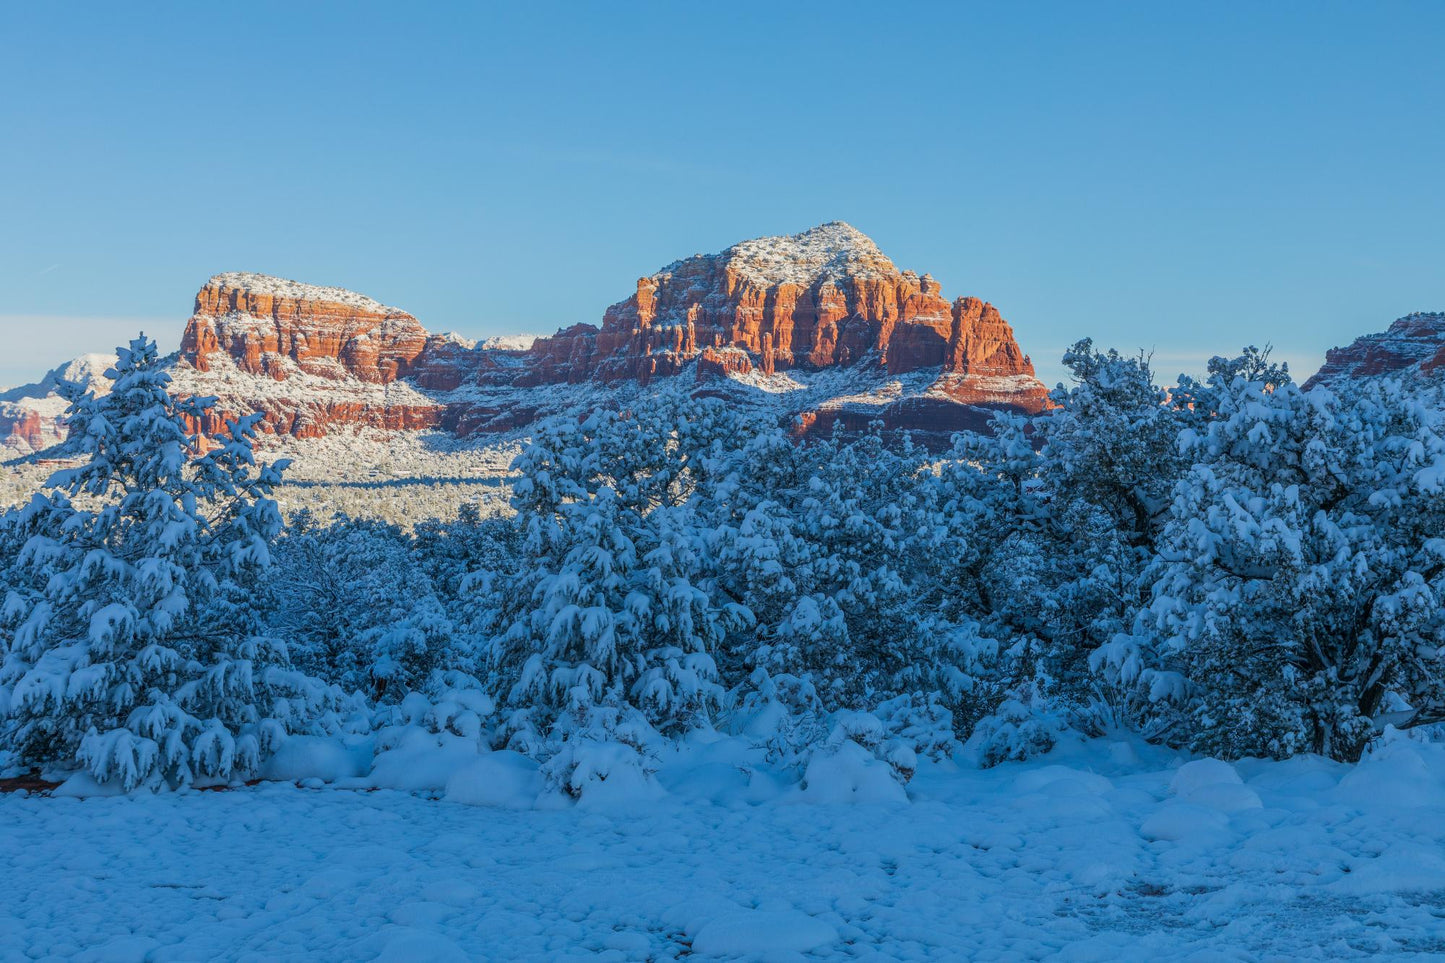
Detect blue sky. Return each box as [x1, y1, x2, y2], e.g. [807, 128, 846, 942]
[2, 2, 1442, 388]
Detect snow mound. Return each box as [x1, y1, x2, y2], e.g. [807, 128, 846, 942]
[260, 736, 372, 784]
[368, 729, 488, 793]
[444, 750, 542, 809]
[1169, 758, 1243, 795]
[1013, 765, 1114, 796]
[1336, 736, 1445, 809]
[688, 905, 839, 956]
[51, 771, 129, 798]
[800, 740, 908, 805]
[1167, 758, 1261, 811]
[374, 929, 469, 963]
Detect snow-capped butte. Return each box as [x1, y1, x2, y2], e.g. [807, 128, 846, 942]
[479, 334, 540, 352]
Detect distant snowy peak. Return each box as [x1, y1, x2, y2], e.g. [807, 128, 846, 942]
[662, 221, 898, 289]
[1304, 311, 1445, 390]
[205, 272, 403, 314]
[0, 353, 114, 405]
[479, 334, 540, 352]
[0, 352, 117, 454]
[58, 353, 117, 390]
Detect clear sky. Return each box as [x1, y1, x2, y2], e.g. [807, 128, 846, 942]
[2, 2, 1442, 389]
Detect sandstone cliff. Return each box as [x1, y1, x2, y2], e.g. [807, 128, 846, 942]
[527, 222, 1047, 395]
[1304, 312, 1445, 390]
[168, 224, 1051, 447]
[182, 273, 433, 385]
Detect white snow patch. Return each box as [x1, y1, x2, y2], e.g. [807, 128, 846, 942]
[5, 737, 1445, 959]
[444, 751, 542, 809]
[260, 736, 372, 784]
[688, 904, 839, 956]
[658, 221, 900, 289]
[479, 334, 541, 351]
[206, 272, 403, 313]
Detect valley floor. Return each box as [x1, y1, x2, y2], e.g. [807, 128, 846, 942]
[3, 736, 1445, 962]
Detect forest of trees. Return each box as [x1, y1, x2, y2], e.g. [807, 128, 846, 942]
[1, 335, 1443, 791]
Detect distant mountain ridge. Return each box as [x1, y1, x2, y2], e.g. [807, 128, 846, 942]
[165, 222, 1052, 448]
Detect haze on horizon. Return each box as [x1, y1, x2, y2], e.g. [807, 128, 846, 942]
[2, 2, 1442, 390]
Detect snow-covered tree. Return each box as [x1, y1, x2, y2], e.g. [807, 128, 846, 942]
[1105, 374, 1445, 760]
[270, 512, 466, 702]
[947, 344, 1295, 753]
[703, 420, 1010, 751]
[491, 400, 750, 740]
[0, 337, 316, 789]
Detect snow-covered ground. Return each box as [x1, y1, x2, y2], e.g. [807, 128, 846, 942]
[4, 733, 1445, 962]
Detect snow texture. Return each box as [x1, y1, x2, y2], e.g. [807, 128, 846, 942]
[0, 354, 115, 406]
[4, 735, 1445, 960]
[659, 221, 899, 288]
[479, 334, 540, 352]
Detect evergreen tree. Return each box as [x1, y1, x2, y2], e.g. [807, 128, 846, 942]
[0, 337, 311, 788]
[1116, 374, 1445, 760]
[493, 400, 749, 739]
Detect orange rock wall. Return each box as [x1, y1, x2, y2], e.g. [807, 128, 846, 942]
[177, 236, 1054, 442]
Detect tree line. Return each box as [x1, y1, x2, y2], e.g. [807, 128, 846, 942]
[1, 336, 1442, 791]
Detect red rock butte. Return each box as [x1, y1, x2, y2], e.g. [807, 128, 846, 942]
[171, 223, 1054, 446]
[1303, 311, 1445, 390]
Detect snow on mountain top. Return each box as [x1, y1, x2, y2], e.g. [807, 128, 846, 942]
[435, 332, 478, 349]
[660, 221, 900, 288]
[206, 273, 402, 313]
[57, 353, 116, 386]
[479, 334, 540, 351]
[1389, 311, 1445, 329]
[0, 353, 116, 404]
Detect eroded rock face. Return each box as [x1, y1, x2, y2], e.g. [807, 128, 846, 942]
[175, 274, 498, 439]
[182, 273, 432, 384]
[1304, 312, 1445, 389]
[528, 222, 1045, 392]
[166, 225, 1052, 444]
[0, 408, 49, 450]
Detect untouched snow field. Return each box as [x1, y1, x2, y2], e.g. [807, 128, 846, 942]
[3, 734, 1445, 962]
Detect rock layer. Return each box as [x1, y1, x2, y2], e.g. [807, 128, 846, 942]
[528, 222, 1046, 397]
[0, 408, 49, 451]
[169, 224, 1052, 446]
[182, 273, 432, 384]
[1304, 312, 1445, 389]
